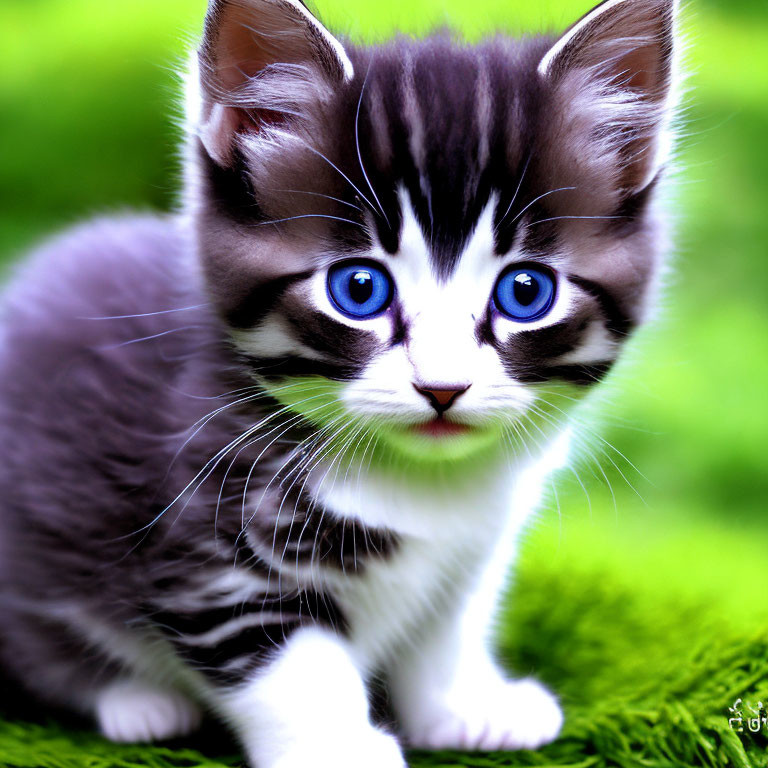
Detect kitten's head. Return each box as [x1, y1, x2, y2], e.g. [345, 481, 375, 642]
[189, 0, 679, 465]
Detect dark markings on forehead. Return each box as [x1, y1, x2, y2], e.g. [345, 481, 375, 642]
[515, 210, 560, 257]
[345, 39, 549, 277]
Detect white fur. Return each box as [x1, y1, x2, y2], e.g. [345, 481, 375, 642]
[404, 677, 563, 750]
[233, 314, 326, 361]
[385, 444, 567, 749]
[556, 319, 617, 365]
[220, 627, 406, 767]
[313, 429, 567, 752]
[96, 681, 202, 743]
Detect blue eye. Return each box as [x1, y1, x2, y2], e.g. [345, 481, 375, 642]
[493, 264, 556, 321]
[327, 261, 394, 319]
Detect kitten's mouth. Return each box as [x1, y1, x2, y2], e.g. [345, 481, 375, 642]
[410, 418, 473, 438]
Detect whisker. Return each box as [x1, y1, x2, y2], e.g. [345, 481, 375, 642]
[305, 420, 368, 576]
[355, 59, 390, 227]
[96, 325, 201, 351]
[180, 380, 325, 444]
[298, 141, 381, 220]
[270, 189, 363, 212]
[252, 413, 349, 614]
[495, 154, 531, 231]
[536, 395, 652, 491]
[167, 384, 262, 403]
[263, 417, 351, 624]
[239, 401, 345, 536]
[255, 214, 366, 229]
[276, 416, 358, 608]
[212, 418, 301, 546]
[165, 381, 327, 484]
[530, 215, 624, 225]
[508, 186, 577, 227]
[121, 394, 331, 541]
[79, 304, 208, 321]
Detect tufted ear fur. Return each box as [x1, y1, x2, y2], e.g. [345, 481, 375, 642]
[538, 0, 679, 195]
[198, 0, 354, 167]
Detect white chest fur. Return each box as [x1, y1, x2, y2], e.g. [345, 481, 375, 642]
[312, 430, 571, 671]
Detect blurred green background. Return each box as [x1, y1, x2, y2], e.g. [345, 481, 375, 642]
[0, 0, 767, 766]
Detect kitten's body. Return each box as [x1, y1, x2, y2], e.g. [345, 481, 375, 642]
[0, 1, 679, 765]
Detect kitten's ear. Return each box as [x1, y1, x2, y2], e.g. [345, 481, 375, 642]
[198, 0, 354, 166]
[538, 0, 679, 194]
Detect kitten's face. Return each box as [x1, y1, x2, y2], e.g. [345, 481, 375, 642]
[192, 0, 676, 463]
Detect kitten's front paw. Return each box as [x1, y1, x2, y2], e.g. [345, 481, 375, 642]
[408, 678, 563, 752]
[270, 728, 406, 768]
[96, 680, 202, 743]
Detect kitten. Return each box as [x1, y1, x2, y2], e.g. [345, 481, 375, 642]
[0, 0, 679, 765]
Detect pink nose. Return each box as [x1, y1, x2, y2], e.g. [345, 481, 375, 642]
[413, 384, 470, 414]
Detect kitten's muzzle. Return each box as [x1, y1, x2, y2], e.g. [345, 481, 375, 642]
[413, 383, 471, 416]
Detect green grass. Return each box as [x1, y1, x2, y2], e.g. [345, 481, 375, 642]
[0, 0, 767, 766]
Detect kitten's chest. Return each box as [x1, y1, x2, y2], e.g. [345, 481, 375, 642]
[314, 468, 517, 669]
[334, 536, 481, 669]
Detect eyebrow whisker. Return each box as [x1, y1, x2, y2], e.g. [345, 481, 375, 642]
[530, 215, 624, 225]
[270, 189, 363, 213]
[355, 58, 391, 229]
[254, 214, 367, 229]
[509, 186, 577, 226]
[495, 154, 532, 232]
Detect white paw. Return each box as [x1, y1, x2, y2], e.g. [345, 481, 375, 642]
[96, 680, 203, 743]
[269, 727, 406, 768]
[408, 678, 563, 752]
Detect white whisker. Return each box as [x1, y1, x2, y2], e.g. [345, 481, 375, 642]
[507, 185, 577, 227]
[356, 59, 391, 227]
[255, 214, 366, 229]
[96, 325, 201, 351]
[79, 304, 208, 321]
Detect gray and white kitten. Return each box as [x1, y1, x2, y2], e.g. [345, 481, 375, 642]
[0, 0, 679, 765]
